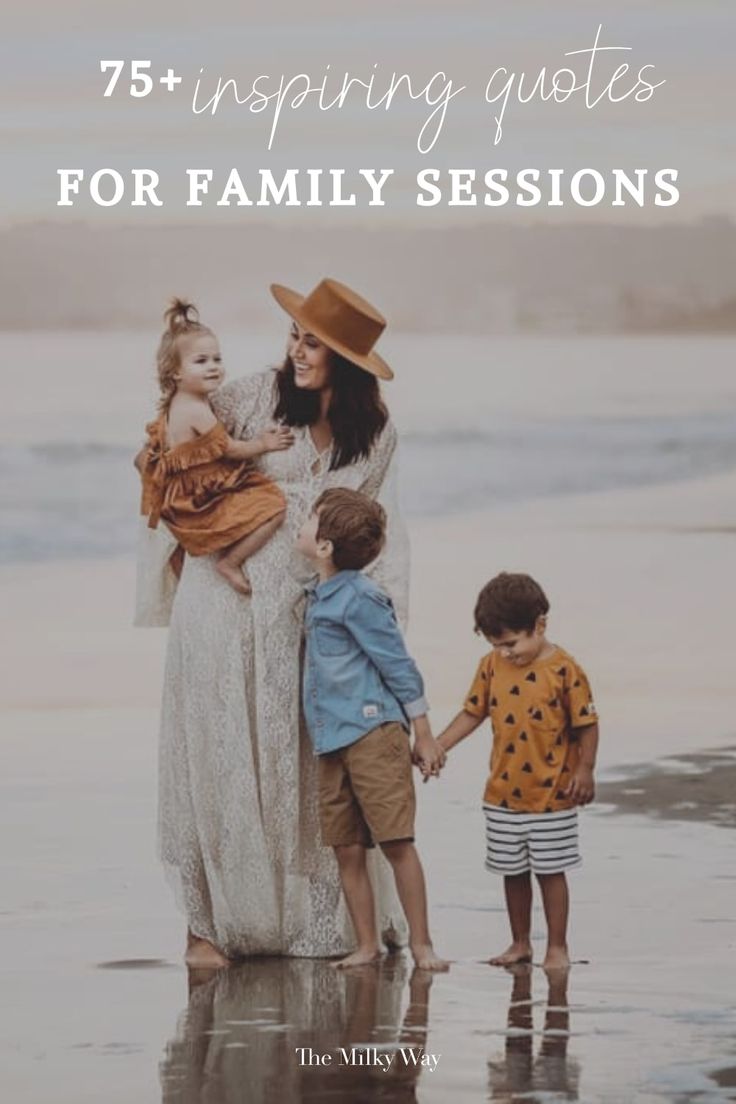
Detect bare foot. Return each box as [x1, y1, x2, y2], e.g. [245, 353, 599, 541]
[488, 941, 533, 966]
[331, 947, 382, 970]
[184, 938, 230, 969]
[215, 559, 251, 596]
[411, 943, 450, 972]
[543, 945, 570, 970]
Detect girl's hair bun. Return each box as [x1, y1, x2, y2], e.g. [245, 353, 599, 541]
[155, 297, 212, 411]
[164, 298, 199, 334]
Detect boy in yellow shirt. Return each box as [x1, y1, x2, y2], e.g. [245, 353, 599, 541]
[437, 573, 599, 969]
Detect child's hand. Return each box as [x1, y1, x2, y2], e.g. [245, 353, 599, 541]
[417, 756, 440, 783]
[412, 734, 446, 783]
[565, 765, 595, 805]
[260, 425, 294, 452]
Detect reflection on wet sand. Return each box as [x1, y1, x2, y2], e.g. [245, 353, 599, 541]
[487, 966, 580, 1103]
[160, 956, 434, 1103]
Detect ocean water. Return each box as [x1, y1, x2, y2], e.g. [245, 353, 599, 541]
[2, 332, 735, 564]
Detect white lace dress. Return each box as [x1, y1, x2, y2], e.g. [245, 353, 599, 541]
[139, 369, 410, 957]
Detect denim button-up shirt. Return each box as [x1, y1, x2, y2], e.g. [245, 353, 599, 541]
[303, 570, 428, 755]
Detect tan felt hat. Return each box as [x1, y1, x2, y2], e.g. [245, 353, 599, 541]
[270, 277, 393, 381]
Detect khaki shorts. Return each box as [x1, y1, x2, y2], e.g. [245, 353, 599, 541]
[317, 722, 416, 847]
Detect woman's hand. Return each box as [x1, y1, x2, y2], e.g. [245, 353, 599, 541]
[259, 425, 295, 452]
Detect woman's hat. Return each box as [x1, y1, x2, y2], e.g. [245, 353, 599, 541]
[270, 277, 393, 381]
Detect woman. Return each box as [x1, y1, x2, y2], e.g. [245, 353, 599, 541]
[138, 278, 410, 966]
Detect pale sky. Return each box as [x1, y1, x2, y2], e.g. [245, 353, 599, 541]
[2, 0, 734, 225]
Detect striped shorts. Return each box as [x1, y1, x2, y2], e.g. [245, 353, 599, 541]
[483, 804, 581, 876]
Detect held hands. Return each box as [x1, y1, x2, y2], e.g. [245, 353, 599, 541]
[410, 716, 445, 783]
[259, 425, 295, 453]
[564, 765, 595, 805]
[411, 730, 447, 784]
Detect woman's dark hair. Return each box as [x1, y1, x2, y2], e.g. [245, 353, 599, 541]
[273, 352, 388, 470]
[474, 573, 550, 638]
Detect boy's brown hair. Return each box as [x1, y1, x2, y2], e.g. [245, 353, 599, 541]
[474, 572, 550, 637]
[313, 488, 386, 571]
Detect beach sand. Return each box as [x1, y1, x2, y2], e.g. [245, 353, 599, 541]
[2, 468, 735, 1102]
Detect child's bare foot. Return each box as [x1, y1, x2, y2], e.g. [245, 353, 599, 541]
[331, 946, 382, 969]
[215, 559, 251, 596]
[543, 945, 570, 970]
[488, 941, 533, 966]
[411, 943, 449, 972]
[184, 937, 230, 969]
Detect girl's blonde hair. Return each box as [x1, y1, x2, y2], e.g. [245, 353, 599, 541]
[156, 298, 213, 411]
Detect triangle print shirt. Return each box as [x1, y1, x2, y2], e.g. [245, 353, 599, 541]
[463, 646, 597, 813]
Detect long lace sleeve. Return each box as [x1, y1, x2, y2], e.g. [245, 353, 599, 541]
[362, 422, 411, 630]
[133, 517, 179, 627]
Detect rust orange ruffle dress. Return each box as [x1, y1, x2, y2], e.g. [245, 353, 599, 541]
[140, 415, 285, 556]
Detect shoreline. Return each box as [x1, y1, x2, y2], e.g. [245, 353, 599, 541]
[3, 464, 735, 759]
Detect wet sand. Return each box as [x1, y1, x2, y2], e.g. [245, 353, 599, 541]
[3, 715, 735, 1103]
[598, 746, 736, 829]
[2, 468, 736, 1102]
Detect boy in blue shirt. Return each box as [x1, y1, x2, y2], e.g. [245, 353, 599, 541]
[297, 488, 447, 970]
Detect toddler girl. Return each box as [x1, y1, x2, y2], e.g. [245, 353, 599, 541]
[137, 299, 291, 595]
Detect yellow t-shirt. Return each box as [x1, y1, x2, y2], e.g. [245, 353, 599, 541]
[463, 645, 597, 813]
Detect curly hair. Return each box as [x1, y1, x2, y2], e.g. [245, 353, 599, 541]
[155, 298, 214, 412]
[474, 573, 550, 637]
